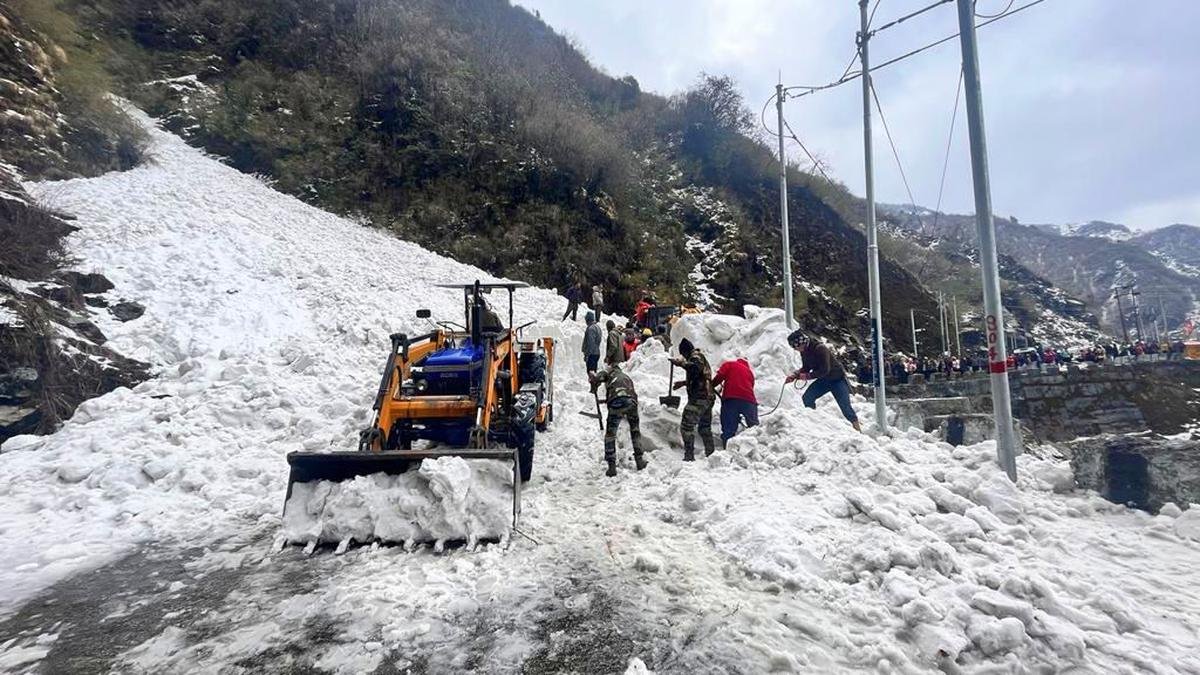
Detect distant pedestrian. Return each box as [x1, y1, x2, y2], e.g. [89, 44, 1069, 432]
[562, 282, 582, 321]
[591, 284, 604, 323]
[669, 338, 715, 460]
[713, 357, 758, 446]
[582, 311, 602, 373]
[785, 330, 861, 432]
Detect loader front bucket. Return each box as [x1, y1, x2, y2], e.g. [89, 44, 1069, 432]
[281, 449, 521, 550]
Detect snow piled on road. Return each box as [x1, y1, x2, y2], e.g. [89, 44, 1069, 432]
[2, 110, 1199, 673]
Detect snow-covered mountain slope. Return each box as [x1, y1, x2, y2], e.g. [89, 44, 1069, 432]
[1064, 221, 1133, 242]
[2, 112, 1199, 673]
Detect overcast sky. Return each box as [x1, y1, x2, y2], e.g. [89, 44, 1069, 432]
[513, 0, 1199, 230]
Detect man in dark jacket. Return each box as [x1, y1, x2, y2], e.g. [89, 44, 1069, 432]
[713, 357, 757, 446]
[669, 338, 715, 460]
[562, 282, 582, 321]
[590, 365, 647, 477]
[785, 330, 861, 432]
[604, 320, 623, 367]
[582, 311, 602, 373]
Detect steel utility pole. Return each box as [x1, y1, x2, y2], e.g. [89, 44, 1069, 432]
[956, 0, 1018, 481]
[858, 0, 887, 432]
[1131, 288, 1145, 341]
[776, 82, 795, 329]
[910, 308, 918, 356]
[1114, 290, 1130, 343]
[939, 292, 949, 354]
[953, 296, 962, 355]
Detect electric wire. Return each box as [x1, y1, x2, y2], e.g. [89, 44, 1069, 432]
[870, 0, 953, 35]
[782, 0, 1049, 102]
[868, 78, 917, 211]
[782, 116, 837, 185]
[931, 67, 964, 235]
[975, 0, 1017, 19]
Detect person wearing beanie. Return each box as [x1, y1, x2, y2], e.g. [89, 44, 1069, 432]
[668, 338, 715, 460]
[785, 329, 861, 432]
[582, 311, 602, 373]
[604, 319, 623, 367]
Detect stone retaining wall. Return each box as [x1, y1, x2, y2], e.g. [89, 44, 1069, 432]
[884, 360, 1200, 442]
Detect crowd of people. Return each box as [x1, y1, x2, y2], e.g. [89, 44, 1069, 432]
[856, 338, 1193, 385]
[570, 287, 860, 476]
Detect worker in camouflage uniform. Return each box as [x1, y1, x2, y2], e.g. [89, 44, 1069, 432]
[669, 338, 715, 461]
[590, 365, 648, 477]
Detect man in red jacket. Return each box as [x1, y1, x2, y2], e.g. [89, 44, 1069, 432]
[713, 357, 758, 446]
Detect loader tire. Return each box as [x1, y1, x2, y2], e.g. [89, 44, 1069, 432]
[519, 442, 534, 483]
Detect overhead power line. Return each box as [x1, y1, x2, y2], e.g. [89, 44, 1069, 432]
[870, 0, 952, 36]
[781, 0, 1049, 102]
[782, 117, 837, 186]
[975, 0, 1017, 19]
[868, 79, 917, 210]
[932, 67, 964, 233]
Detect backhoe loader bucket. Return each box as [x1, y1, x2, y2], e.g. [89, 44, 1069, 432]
[281, 448, 522, 551]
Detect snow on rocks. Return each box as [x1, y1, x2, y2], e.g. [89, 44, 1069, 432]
[1, 107, 1198, 673]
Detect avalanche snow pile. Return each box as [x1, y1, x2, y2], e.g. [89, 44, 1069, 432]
[281, 457, 513, 549]
[0, 106, 573, 611]
[0, 108, 1198, 672]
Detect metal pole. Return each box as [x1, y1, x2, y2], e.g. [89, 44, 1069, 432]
[907, 307, 916, 355]
[939, 292, 949, 354]
[859, 0, 887, 433]
[956, 0, 1018, 481]
[776, 82, 795, 330]
[1132, 289, 1145, 341]
[1158, 293, 1169, 337]
[953, 296, 962, 355]
[1114, 291, 1129, 343]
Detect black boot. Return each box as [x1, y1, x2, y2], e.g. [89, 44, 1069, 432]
[635, 454, 648, 471]
[683, 449, 695, 462]
[605, 460, 617, 477]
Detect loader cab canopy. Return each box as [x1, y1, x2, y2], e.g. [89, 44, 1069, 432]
[435, 281, 528, 343]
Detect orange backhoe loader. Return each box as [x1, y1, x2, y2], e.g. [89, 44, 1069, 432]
[283, 281, 555, 543]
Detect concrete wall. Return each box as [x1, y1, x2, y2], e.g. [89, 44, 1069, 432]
[885, 360, 1200, 442]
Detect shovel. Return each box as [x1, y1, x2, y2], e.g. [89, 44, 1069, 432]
[659, 362, 682, 409]
[579, 393, 605, 430]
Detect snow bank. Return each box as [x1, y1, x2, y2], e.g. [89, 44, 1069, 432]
[2, 106, 581, 609]
[281, 457, 513, 548]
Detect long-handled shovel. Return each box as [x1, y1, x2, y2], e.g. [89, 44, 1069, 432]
[659, 362, 681, 409]
[579, 392, 605, 430]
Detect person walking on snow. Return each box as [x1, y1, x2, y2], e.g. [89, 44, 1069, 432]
[785, 330, 861, 432]
[562, 282, 582, 321]
[590, 365, 648, 477]
[582, 311, 602, 373]
[604, 319, 623, 367]
[591, 284, 604, 323]
[713, 356, 758, 446]
[669, 338, 715, 461]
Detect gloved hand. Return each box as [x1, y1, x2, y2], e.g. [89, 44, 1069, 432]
[785, 372, 809, 384]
